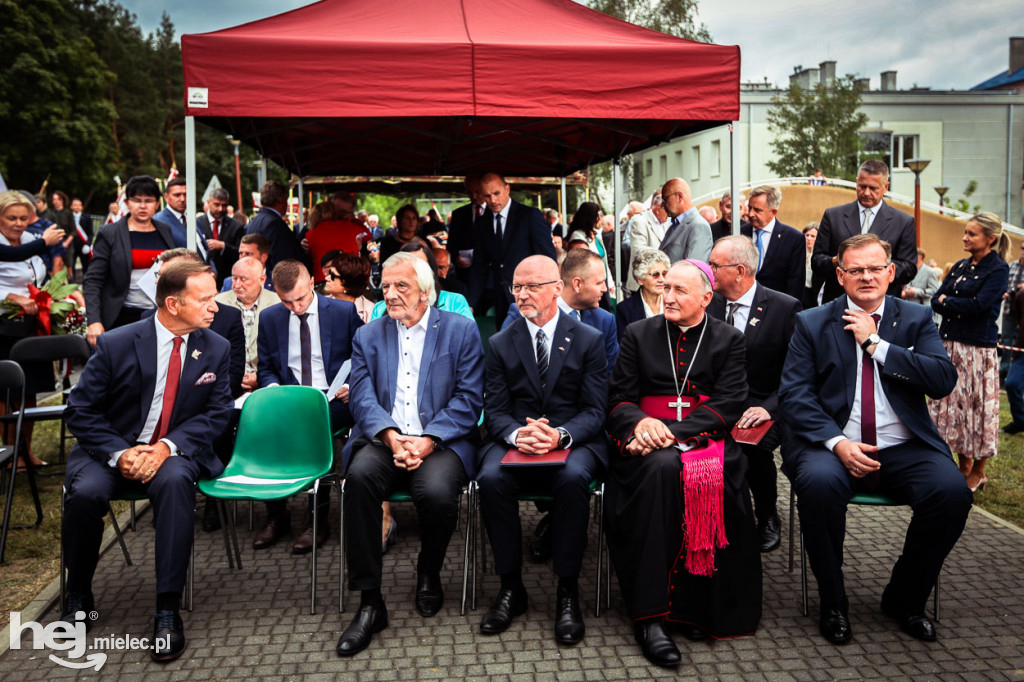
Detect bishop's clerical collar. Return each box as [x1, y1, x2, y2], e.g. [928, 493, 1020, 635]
[670, 312, 706, 334]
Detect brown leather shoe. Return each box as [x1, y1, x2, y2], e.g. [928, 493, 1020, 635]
[292, 519, 330, 554]
[252, 514, 290, 550]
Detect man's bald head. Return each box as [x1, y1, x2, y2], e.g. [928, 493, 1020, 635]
[660, 178, 694, 218]
[231, 256, 266, 306]
[512, 255, 562, 325]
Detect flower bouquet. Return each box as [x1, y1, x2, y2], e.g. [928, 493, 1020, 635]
[0, 269, 85, 335]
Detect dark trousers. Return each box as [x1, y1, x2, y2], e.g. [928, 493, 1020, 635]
[789, 439, 972, 613]
[64, 455, 199, 595]
[741, 424, 781, 521]
[477, 444, 597, 578]
[343, 441, 467, 590]
[265, 399, 351, 519]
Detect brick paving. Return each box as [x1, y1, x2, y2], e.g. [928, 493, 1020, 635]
[3, 464, 1024, 680]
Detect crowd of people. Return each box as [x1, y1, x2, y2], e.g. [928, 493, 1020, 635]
[3, 159, 1006, 668]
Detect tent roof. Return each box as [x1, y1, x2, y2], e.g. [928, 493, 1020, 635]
[181, 0, 739, 177]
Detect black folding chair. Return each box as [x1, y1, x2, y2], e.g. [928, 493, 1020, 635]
[0, 360, 32, 563]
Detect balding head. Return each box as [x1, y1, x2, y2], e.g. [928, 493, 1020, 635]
[512, 255, 563, 325]
[231, 256, 266, 306]
[660, 178, 694, 218]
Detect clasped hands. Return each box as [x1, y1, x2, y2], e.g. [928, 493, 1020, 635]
[118, 441, 171, 484]
[514, 417, 560, 455]
[834, 438, 880, 479]
[626, 417, 676, 456]
[381, 428, 435, 471]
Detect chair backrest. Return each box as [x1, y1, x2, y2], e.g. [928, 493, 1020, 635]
[223, 386, 334, 480]
[10, 335, 91, 364]
[0, 359, 26, 440]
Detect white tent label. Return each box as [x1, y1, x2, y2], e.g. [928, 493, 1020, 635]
[188, 87, 209, 109]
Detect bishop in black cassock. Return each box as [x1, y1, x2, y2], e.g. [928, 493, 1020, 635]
[605, 260, 762, 668]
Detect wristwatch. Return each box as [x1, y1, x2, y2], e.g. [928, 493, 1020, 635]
[556, 427, 571, 450]
[860, 333, 881, 351]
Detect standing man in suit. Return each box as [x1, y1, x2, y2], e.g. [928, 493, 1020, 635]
[198, 187, 244, 289]
[60, 261, 233, 661]
[336, 252, 483, 656]
[625, 192, 671, 292]
[741, 186, 806, 300]
[245, 180, 306, 273]
[709, 193, 744, 243]
[69, 197, 93, 277]
[446, 174, 486, 288]
[708, 236, 801, 552]
[779, 233, 971, 645]
[467, 172, 556, 323]
[477, 255, 608, 644]
[901, 248, 940, 307]
[153, 176, 212, 263]
[255, 259, 362, 553]
[812, 160, 917, 303]
[659, 178, 713, 264]
[544, 208, 564, 238]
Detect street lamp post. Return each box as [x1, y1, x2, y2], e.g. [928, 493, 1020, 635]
[227, 136, 243, 213]
[934, 185, 949, 216]
[905, 158, 931, 246]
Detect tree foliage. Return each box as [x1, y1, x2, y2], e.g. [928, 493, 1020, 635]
[766, 75, 870, 181]
[588, 0, 711, 42]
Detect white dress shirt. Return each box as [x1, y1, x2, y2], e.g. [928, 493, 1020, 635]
[725, 282, 757, 331]
[391, 313, 431, 435]
[287, 293, 329, 390]
[825, 297, 912, 452]
[753, 218, 776, 267]
[109, 315, 185, 466]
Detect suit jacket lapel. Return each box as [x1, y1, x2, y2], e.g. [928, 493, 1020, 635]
[828, 297, 857, 407]
[744, 286, 768, 345]
[384, 317, 398, 409]
[511, 320, 543, 394]
[275, 307, 292, 383]
[542, 313, 572, 403]
[172, 331, 205, 425]
[416, 308, 441, 413]
[134, 319, 158, 429]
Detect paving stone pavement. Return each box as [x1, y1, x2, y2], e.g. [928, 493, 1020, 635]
[3, 468, 1024, 681]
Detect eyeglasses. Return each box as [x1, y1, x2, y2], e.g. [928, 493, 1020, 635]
[840, 265, 889, 277]
[325, 272, 340, 282]
[708, 262, 740, 272]
[127, 197, 159, 205]
[509, 281, 558, 294]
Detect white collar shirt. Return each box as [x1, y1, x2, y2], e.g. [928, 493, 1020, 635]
[391, 311, 431, 435]
[287, 293, 328, 390]
[726, 282, 758, 331]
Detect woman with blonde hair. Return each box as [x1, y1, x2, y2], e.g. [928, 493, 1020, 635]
[929, 212, 1010, 492]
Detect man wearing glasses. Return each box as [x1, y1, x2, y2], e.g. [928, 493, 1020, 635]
[658, 178, 713, 264]
[780, 233, 969, 645]
[254, 259, 363, 553]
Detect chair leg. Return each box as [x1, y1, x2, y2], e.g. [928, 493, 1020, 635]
[248, 501, 254, 531]
[788, 488, 796, 573]
[933, 574, 940, 622]
[460, 483, 473, 616]
[0, 456, 18, 563]
[311, 496, 318, 616]
[108, 504, 133, 566]
[186, 537, 194, 612]
[216, 500, 237, 570]
[339, 479, 346, 613]
[800, 530, 808, 617]
[129, 501, 136, 532]
[12, 447, 43, 529]
[594, 484, 606, 617]
[59, 487, 66, 610]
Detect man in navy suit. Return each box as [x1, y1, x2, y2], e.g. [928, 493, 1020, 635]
[255, 259, 363, 553]
[477, 255, 608, 644]
[70, 197, 93, 277]
[197, 187, 245, 289]
[812, 160, 917, 303]
[779, 233, 971, 645]
[708, 236, 801, 552]
[152, 176, 213, 264]
[245, 180, 306, 273]
[467, 173, 556, 323]
[61, 261, 233, 662]
[336, 252, 483, 656]
[741, 186, 805, 301]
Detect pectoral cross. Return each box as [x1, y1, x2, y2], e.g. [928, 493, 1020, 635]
[668, 398, 690, 421]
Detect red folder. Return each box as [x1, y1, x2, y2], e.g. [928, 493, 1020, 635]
[500, 448, 570, 467]
[731, 420, 775, 445]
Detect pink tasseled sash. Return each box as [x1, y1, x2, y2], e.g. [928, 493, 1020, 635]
[638, 395, 728, 577]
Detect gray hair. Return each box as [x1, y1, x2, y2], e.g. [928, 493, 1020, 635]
[631, 248, 670, 282]
[716, 235, 759, 273]
[382, 251, 437, 306]
[210, 187, 230, 202]
[748, 185, 782, 210]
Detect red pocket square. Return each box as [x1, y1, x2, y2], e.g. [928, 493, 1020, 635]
[195, 372, 217, 386]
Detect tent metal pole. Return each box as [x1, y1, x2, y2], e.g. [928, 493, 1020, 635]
[613, 160, 622, 302]
[261, 158, 269, 188]
[559, 177, 567, 227]
[185, 116, 197, 251]
[298, 176, 305, 234]
[729, 123, 738, 236]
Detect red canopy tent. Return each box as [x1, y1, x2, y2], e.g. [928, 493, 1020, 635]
[181, 0, 740, 177]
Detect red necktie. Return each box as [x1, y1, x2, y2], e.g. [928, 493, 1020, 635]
[211, 219, 219, 240]
[861, 314, 880, 489]
[151, 337, 184, 444]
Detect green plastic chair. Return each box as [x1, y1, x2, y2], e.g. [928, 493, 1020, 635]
[199, 385, 336, 614]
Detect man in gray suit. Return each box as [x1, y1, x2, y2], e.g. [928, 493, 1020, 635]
[658, 178, 713, 264]
[812, 160, 917, 303]
[901, 248, 939, 307]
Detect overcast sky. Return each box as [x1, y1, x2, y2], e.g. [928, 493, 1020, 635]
[122, 0, 1017, 90]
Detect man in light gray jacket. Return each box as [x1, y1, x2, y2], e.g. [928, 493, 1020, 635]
[658, 178, 713, 264]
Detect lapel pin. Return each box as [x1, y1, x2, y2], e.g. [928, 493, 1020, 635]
[191, 349, 202, 360]
[558, 346, 565, 351]
[750, 318, 760, 326]
[564, 337, 570, 343]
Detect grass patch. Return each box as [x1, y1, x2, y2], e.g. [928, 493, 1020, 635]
[978, 399, 1024, 528]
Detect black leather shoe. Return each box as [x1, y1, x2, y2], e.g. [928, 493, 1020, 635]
[633, 619, 681, 668]
[202, 502, 221, 532]
[336, 604, 388, 656]
[292, 519, 329, 555]
[151, 610, 186, 662]
[59, 593, 95, 633]
[757, 509, 782, 553]
[530, 514, 553, 562]
[415, 573, 444, 617]
[881, 594, 937, 642]
[819, 607, 852, 644]
[252, 513, 290, 549]
[1001, 421, 1024, 435]
[480, 586, 528, 634]
[553, 583, 585, 645]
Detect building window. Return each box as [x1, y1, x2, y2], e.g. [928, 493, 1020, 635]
[659, 155, 667, 180]
[691, 145, 701, 180]
[892, 134, 919, 169]
[645, 158, 652, 176]
[859, 130, 892, 168]
[674, 150, 683, 174]
[710, 140, 721, 177]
